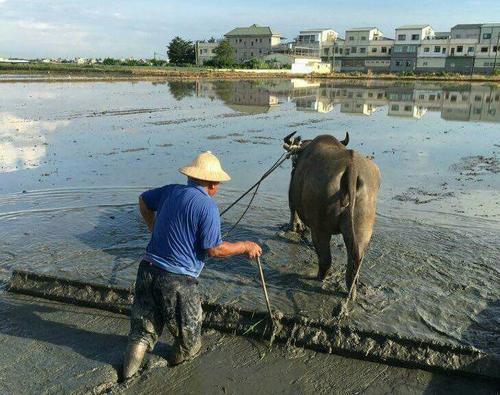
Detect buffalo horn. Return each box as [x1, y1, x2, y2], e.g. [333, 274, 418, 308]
[341, 131, 350, 146]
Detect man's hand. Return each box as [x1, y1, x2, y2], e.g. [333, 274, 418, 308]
[244, 241, 262, 259]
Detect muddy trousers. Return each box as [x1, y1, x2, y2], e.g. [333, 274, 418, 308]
[127, 260, 203, 359]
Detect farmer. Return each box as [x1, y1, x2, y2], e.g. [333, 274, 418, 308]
[123, 151, 262, 379]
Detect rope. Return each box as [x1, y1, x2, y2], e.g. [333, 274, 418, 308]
[221, 152, 289, 237]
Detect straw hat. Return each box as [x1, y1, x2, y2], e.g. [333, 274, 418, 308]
[179, 151, 231, 182]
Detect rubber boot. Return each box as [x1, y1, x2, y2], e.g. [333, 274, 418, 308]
[123, 341, 148, 379]
[168, 339, 202, 366]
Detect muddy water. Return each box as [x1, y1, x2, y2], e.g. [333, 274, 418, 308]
[0, 79, 499, 358]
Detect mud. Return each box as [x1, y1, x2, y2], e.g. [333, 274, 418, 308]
[2, 293, 497, 394]
[451, 154, 500, 180]
[8, 270, 499, 380]
[393, 187, 455, 204]
[1, 78, 499, 391]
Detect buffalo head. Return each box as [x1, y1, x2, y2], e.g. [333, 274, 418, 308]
[283, 131, 349, 153]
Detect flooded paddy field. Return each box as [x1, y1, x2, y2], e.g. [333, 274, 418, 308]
[0, 78, 499, 382]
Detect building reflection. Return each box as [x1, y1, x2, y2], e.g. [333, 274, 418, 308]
[189, 79, 500, 122]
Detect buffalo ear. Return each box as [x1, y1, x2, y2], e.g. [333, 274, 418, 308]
[341, 131, 349, 146]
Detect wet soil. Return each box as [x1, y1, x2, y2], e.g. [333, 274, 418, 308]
[1, 78, 499, 391]
[1, 293, 498, 394]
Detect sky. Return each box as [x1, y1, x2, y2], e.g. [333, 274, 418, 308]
[0, 0, 499, 59]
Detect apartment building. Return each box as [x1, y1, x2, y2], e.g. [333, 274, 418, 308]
[444, 24, 481, 73]
[194, 41, 219, 65]
[340, 27, 394, 72]
[391, 25, 434, 72]
[294, 29, 339, 57]
[474, 23, 500, 73]
[224, 24, 282, 63]
[416, 32, 450, 72]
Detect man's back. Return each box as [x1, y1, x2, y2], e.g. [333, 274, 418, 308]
[141, 181, 222, 277]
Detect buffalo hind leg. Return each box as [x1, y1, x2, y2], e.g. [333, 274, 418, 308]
[311, 229, 332, 281]
[342, 223, 373, 301]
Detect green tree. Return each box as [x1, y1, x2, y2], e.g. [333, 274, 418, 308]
[167, 36, 195, 65]
[102, 57, 119, 65]
[212, 40, 235, 68]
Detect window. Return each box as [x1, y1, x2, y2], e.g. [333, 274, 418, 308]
[381, 46, 387, 53]
[361, 36, 366, 40]
[339, 48, 343, 54]
[494, 46, 498, 52]
[395, 60, 401, 66]
[251, 52, 254, 56]
[408, 46, 416, 53]
[251, 41, 254, 46]
[411, 34, 419, 40]
[429, 95, 435, 101]
[457, 46, 463, 53]
[435, 46, 442, 53]
[442, 47, 446, 54]
[259, 38, 262, 43]
[372, 47, 377, 52]
[351, 47, 357, 53]
[468, 47, 474, 53]
[345, 48, 350, 55]
[360, 47, 366, 53]
[259, 49, 262, 54]
[402, 45, 408, 53]
[483, 33, 492, 39]
[406, 60, 411, 67]
[424, 47, 430, 53]
[394, 46, 402, 53]
[404, 105, 412, 111]
[474, 95, 481, 102]
[349, 36, 355, 40]
[391, 104, 400, 111]
[423, 61, 428, 66]
[398, 34, 406, 40]
[481, 47, 488, 52]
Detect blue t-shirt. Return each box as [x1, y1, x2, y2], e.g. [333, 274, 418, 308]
[141, 180, 222, 278]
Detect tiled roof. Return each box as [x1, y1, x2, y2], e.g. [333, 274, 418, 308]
[346, 27, 379, 32]
[451, 24, 482, 29]
[396, 24, 431, 29]
[225, 24, 280, 37]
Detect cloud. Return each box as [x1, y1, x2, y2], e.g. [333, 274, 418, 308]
[17, 20, 55, 30]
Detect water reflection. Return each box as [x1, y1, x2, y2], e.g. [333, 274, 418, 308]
[169, 79, 500, 122]
[0, 113, 69, 173]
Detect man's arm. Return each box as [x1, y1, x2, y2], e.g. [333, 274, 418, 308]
[207, 241, 262, 259]
[139, 196, 155, 232]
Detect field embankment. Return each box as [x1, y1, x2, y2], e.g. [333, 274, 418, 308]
[1, 62, 499, 82]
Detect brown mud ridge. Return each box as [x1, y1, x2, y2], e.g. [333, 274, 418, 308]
[393, 187, 455, 204]
[2, 65, 500, 83]
[451, 155, 500, 180]
[7, 270, 499, 381]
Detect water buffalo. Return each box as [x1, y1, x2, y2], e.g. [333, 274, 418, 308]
[283, 132, 381, 300]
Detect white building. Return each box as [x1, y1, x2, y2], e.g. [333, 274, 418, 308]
[391, 25, 434, 72]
